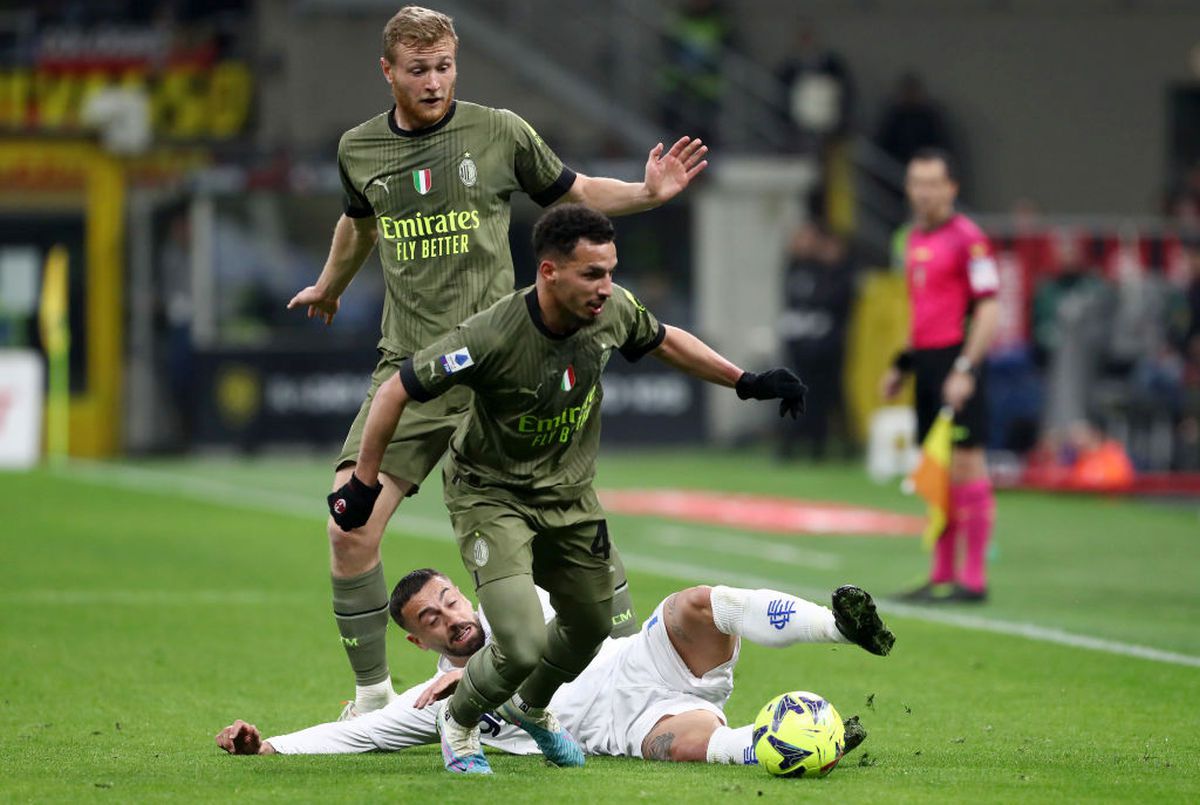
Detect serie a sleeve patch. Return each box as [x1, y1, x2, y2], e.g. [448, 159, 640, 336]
[439, 347, 474, 375]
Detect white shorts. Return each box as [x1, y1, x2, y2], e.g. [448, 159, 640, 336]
[550, 597, 738, 758]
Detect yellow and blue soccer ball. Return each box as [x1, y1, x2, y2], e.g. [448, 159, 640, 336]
[753, 690, 845, 778]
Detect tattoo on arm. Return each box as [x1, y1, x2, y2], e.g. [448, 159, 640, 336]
[666, 594, 690, 643]
[646, 731, 675, 761]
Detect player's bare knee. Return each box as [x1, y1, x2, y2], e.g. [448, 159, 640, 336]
[678, 586, 714, 617]
[671, 586, 714, 629]
[327, 517, 376, 549]
[326, 518, 382, 570]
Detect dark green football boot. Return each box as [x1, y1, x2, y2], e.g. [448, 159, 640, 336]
[842, 715, 867, 755]
[832, 585, 895, 656]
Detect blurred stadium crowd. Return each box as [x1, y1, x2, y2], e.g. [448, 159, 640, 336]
[2, 0, 1199, 481]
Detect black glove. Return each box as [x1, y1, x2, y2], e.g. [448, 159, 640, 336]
[327, 473, 382, 531]
[735, 369, 808, 419]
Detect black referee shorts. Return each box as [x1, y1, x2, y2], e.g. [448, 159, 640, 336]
[913, 344, 987, 448]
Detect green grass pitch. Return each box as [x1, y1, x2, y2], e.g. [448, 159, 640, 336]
[3, 450, 1198, 802]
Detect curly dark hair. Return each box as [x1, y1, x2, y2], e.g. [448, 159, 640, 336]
[389, 567, 448, 629]
[532, 204, 615, 260]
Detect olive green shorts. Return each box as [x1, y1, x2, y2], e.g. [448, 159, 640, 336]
[335, 351, 471, 495]
[443, 470, 617, 604]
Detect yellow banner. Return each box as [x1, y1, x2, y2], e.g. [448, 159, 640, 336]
[844, 271, 912, 443]
[39, 245, 70, 463]
[38, 245, 68, 355]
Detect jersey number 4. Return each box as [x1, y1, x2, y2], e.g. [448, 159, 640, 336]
[590, 521, 612, 561]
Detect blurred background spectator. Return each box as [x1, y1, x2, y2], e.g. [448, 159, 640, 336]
[658, 0, 733, 147]
[1179, 237, 1200, 470]
[877, 73, 953, 173]
[774, 21, 854, 154]
[777, 223, 856, 461]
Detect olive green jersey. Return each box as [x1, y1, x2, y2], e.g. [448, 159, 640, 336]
[338, 101, 575, 357]
[397, 284, 666, 504]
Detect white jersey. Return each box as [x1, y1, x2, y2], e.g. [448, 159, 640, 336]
[266, 590, 736, 758]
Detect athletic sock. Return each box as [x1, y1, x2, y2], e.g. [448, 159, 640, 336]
[331, 563, 392, 699]
[709, 586, 849, 647]
[929, 506, 958, 584]
[354, 678, 399, 711]
[956, 479, 995, 592]
[705, 724, 758, 765]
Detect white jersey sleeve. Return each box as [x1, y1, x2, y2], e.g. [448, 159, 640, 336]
[265, 676, 441, 754]
[265, 673, 541, 757]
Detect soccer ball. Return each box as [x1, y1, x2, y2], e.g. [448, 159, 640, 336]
[752, 690, 845, 778]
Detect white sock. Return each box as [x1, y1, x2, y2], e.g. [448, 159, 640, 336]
[709, 586, 849, 647]
[355, 677, 398, 711]
[705, 724, 758, 764]
[508, 691, 545, 717]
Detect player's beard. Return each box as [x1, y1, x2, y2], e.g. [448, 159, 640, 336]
[571, 297, 607, 328]
[396, 80, 456, 130]
[566, 309, 599, 329]
[442, 617, 486, 658]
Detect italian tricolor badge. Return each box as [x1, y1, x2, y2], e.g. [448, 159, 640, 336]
[560, 365, 576, 391]
[412, 168, 432, 195]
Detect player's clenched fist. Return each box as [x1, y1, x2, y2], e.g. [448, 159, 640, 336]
[327, 474, 383, 531]
[736, 369, 808, 419]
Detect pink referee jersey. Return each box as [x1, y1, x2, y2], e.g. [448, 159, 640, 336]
[905, 213, 999, 350]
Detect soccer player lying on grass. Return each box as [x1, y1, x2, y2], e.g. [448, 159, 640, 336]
[216, 568, 894, 764]
[319, 204, 812, 775]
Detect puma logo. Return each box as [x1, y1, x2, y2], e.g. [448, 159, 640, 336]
[370, 176, 392, 191]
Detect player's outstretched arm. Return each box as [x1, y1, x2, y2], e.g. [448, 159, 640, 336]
[565, 136, 708, 216]
[651, 324, 742, 386]
[651, 325, 807, 418]
[327, 373, 409, 530]
[287, 215, 378, 326]
[215, 720, 275, 755]
[218, 680, 443, 755]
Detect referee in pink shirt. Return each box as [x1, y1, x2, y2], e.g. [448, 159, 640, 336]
[881, 148, 1001, 603]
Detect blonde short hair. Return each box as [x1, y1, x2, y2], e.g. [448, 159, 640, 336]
[382, 6, 459, 63]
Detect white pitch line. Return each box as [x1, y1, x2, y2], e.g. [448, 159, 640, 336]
[644, 524, 842, 570]
[58, 459, 455, 540]
[620, 553, 1200, 670]
[50, 460, 1200, 670]
[0, 590, 309, 606]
